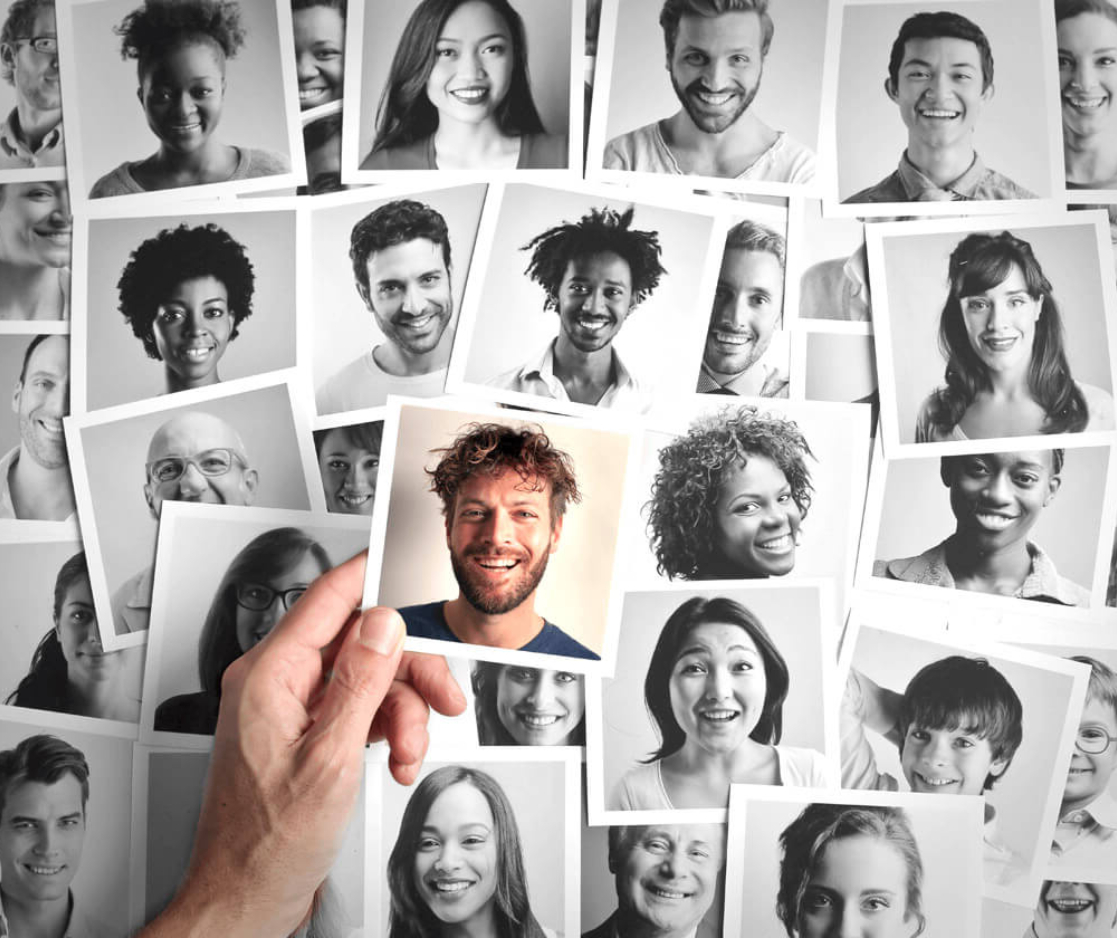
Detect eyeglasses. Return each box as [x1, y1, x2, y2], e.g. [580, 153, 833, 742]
[1076, 724, 1117, 755]
[13, 36, 57, 54]
[147, 448, 246, 484]
[234, 582, 306, 613]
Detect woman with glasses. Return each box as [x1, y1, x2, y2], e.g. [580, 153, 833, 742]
[154, 526, 332, 735]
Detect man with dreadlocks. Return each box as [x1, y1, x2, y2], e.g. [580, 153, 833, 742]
[488, 204, 666, 411]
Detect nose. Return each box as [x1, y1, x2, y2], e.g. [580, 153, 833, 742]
[176, 461, 208, 498]
[433, 840, 462, 873]
[184, 306, 207, 335]
[480, 507, 515, 545]
[1073, 58, 1094, 90]
[401, 280, 424, 315]
[581, 288, 607, 314]
[836, 907, 865, 938]
[657, 845, 682, 880]
[174, 90, 197, 119]
[460, 46, 487, 80]
[296, 50, 318, 81]
[44, 374, 68, 416]
[982, 470, 1013, 505]
[760, 499, 789, 529]
[34, 824, 61, 857]
[927, 68, 953, 101]
[257, 594, 286, 630]
[703, 57, 730, 91]
[706, 663, 732, 701]
[922, 733, 953, 765]
[528, 674, 557, 708]
[50, 187, 70, 228]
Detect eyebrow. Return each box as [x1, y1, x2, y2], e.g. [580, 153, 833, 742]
[568, 275, 629, 287]
[436, 31, 509, 44]
[677, 642, 759, 657]
[163, 295, 227, 305]
[375, 270, 443, 287]
[9, 811, 82, 824]
[903, 57, 977, 70]
[457, 495, 544, 509]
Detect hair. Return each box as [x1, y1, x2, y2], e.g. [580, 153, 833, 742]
[1, 0, 54, 84]
[777, 803, 925, 938]
[924, 231, 1089, 438]
[115, 0, 245, 75]
[521, 205, 666, 311]
[939, 448, 1066, 488]
[196, 528, 331, 697]
[386, 765, 548, 938]
[642, 595, 789, 762]
[645, 406, 814, 580]
[1055, 0, 1117, 27]
[313, 421, 384, 459]
[116, 224, 255, 361]
[470, 662, 586, 746]
[887, 11, 993, 92]
[291, 0, 346, 14]
[371, 0, 545, 154]
[303, 111, 344, 194]
[427, 422, 581, 524]
[659, 0, 773, 60]
[5, 552, 88, 714]
[17, 332, 51, 384]
[349, 199, 451, 295]
[725, 218, 785, 270]
[1071, 655, 1117, 717]
[0, 734, 90, 819]
[900, 656, 1024, 791]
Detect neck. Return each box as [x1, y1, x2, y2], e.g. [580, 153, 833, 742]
[904, 140, 976, 188]
[0, 261, 63, 320]
[1061, 790, 1103, 818]
[664, 108, 765, 155]
[443, 595, 544, 650]
[153, 137, 229, 174]
[10, 448, 74, 520]
[69, 670, 121, 718]
[165, 367, 220, 394]
[372, 333, 451, 377]
[553, 334, 615, 382]
[983, 362, 1032, 398]
[673, 737, 768, 779]
[615, 906, 692, 938]
[1063, 127, 1117, 182]
[433, 117, 509, 159]
[13, 101, 61, 152]
[0, 886, 70, 938]
[944, 531, 1032, 588]
[436, 904, 498, 938]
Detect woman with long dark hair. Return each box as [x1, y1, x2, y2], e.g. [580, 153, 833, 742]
[471, 663, 585, 746]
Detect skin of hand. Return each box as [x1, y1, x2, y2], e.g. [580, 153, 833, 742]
[139, 550, 466, 938]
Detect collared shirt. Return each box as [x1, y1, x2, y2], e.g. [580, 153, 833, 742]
[0, 445, 76, 522]
[487, 339, 652, 412]
[696, 360, 789, 398]
[1050, 791, 1117, 867]
[0, 108, 64, 169]
[0, 889, 114, 938]
[844, 151, 1036, 203]
[873, 538, 1090, 607]
[583, 911, 701, 938]
[111, 565, 154, 636]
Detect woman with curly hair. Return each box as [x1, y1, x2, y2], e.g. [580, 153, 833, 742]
[361, 0, 566, 170]
[609, 595, 827, 810]
[646, 405, 815, 580]
[117, 223, 254, 394]
[470, 662, 585, 746]
[89, 0, 289, 197]
[915, 231, 1114, 442]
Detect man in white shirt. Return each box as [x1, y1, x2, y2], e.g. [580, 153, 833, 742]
[0, 0, 63, 169]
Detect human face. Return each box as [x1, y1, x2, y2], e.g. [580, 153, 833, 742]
[360, 238, 453, 358]
[1034, 882, 1117, 938]
[447, 470, 561, 617]
[495, 666, 584, 745]
[0, 181, 71, 269]
[0, 775, 84, 906]
[233, 550, 323, 652]
[2, 5, 60, 113]
[54, 573, 119, 686]
[959, 265, 1042, 375]
[668, 11, 763, 135]
[414, 781, 498, 927]
[1063, 697, 1117, 813]
[426, 1, 513, 126]
[143, 412, 257, 518]
[1058, 14, 1117, 139]
[153, 276, 232, 390]
[317, 428, 379, 515]
[556, 251, 636, 354]
[668, 622, 767, 756]
[704, 248, 783, 377]
[711, 455, 801, 578]
[138, 40, 225, 154]
[12, 335, 68, 470]
[797, 835, 919, 938]
[613, 824, 724, 936]
[945, 451, 1059, 553]
[887, 37, 992, 151]
[900, 723, 1007, 795]
[293, 4, 344, 110]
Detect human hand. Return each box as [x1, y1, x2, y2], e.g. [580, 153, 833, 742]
[142, 550, 465, 938]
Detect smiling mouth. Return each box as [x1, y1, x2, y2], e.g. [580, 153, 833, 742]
[338, 491, 373, 509]
[918, 107, 961, 120]
[396, 312, 438, 332]
[699, 708, 740, 723]
[430, 879, 476, 896]
[36, 417, 63, 437]
[516, 711, 563, 728]
[472, 555, 522, 575]
[181, 346, 215, 362]
[710, 329, 754, 347]
[299, 86, 329, 104]
[692, 89, 736, 107]
[981, 335, 1019, 353]
[170, 121, 202, 134]
[646, 883, 693, 901]
[35, 229, 70, 245]
[450, 86, 489, 104]
[913, 771, 960, 789]
[575, 314, 612, 333]
[973, 511, 1019, 531]
[756, 533, 794, 554]
[1049, 898, 1095, 914]
[1065, 93, 1107, 110]
[24, 863, 66, 876]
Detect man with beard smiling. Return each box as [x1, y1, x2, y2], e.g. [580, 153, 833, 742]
[399, 422, 600, 659]
[0, 0, 63, 168]
[603, 0, 815, 184]
[488, 205, 665, 412]
[844, 11, 1035, 203]
[583, 824, 725, 938]
[317, 199, 456, 414]
[1, 333, 73, 520]
[1029, 882, 1117, 938]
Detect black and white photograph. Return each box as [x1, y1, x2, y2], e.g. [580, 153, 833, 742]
[724, 785, 984, 938]
[132, 746, 366, 936]
[306, 182, 487, 416]
[0, 708, 135, 938]
[838, 610, 1090, 904]
[64, 375, 319, 651]
[312, 406, 386, 519]
[984, 883, 1117, 938]
[791, 197, 873, 324]
[288, 0, 345, 195]
[858, 441, 1111, 610]
[867, 212, 1117, 452]
[343, 0, 578, 180]
[468, 658, 586, 749]
[56, 0, 302, 202]
[366, 750, 580, 938]
[587, 582, 836, 821]
[0, 178, 70, 324]
[580, 811, 727, 938]
[447, 181, 728, 416]
[73, 199, 300, 414]
[589, 0, 825, 196]
[366, 397, 634, 673]
[139, 502, 370, 747]
[792, 329, 878, 408]
[823, 0, 1060, 214]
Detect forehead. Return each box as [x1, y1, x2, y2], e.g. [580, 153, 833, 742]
[143, 40, 225, 83]
[426, 780, 494, 824]
[249, 550, 323, 588]
[719, 248, 784, 287]
[293, 4, 344, 37]
[24, 336, 68, 378]
[677, 621, 760, 657]
[164, 275, 230, 304]
[1083, 695, 1117, 730]
[717, 454, 789, 495]
[1059, 12, 1117, 47]
[441, 0, 511, 39]
[811, 834, 907, 887]
[560, 251, 633, 286]
[900, 35, 984, 73]
[149, 415, 240, 459]
[366, 237, 447, 281]
[456, 468, 552, 507]
[961, 264, 1028, 297]
[956, 450, 1054, 476]
[28, 4, 56, 36]
[675, 10, 761, 54]
[1, 775, 83, 822]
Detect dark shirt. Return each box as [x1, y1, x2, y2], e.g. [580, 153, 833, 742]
[154, 691, 221, 735]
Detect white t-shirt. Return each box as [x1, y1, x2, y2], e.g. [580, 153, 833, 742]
[316, 351, 448, 414]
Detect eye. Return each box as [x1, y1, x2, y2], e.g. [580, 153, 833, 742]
[683, 52, 706, 66]
[482, 41, 506, 56]
[802, 891, 833, 910]
[730, 54, 750, 67]
[1012, 472, 1039, 487]
[1081, 726, 1108, 741]
[732, 501, 760, 515]
[554, 671, 576, 684]
[909, 728, 929, 742]
[417, 836, 440, 851]
[732, 659, 755, 673]
[157, 307, 185, 324]
[1100, 55, 1117, 68]
[566, 282, 589, 295]
[776, 492, 792, 504]
[515, 509, 539, 520]
[203, 306, 227, 320]
[462, 833, 489, 847]
[241, 585, 271, 604]
[69, 608, 93, 624]
[315, 47, 341, 60]
[644, 838, 670, 853]
[963, 459, 990, 477]
[952, 72, 972, 82]
[953, 736, 976, 749]
[419, 273, 442, 287]
[688, 846, 711, 860]
[506, 667, 536, 683]
[863, 896, 892, 912]
[749, 293, 770, 307]
[679, 659, 707, 675]
[326, 458, 350, 472]
[192, 87, 213, 99]
[435, 45, 457, 59]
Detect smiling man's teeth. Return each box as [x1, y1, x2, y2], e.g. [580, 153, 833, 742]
[975, 512, 1016, 530]
[648, 885, 689, 900]
[1050, 899, 1093, 913]
[712, 331, 752, 346]
[400, 313, 434, 330]
[37, 418, 62, 434]
[577, 316, 610, 332]
[696, 91, 733, 105]
[477, 558, 517, 569]
[26, 864, 64, 875]
[919, 108, 960, 118]
[299, 88, 327, 102]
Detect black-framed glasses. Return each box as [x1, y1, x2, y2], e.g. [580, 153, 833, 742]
[1076, 724, 1117, 755]
[234, 583, 306, 613]
[147, 448, 246, 484]
[13, 36, 57, 54]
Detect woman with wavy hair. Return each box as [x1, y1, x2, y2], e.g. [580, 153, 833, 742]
[154, 527, 332, 735]
[361, 0, 566, 170]
[608, 595, 827, 810]
[387, 765, 554, 938]
[915, 231, 1114, 442]
[471, 662, 585, 746]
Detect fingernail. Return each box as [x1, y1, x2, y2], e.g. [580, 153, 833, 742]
[359, 609, 404, 656]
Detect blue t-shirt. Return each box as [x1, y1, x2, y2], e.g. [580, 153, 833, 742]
[400, 601, 600, 660]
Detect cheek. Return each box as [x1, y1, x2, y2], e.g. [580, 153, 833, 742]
[560, 686, 585, 719]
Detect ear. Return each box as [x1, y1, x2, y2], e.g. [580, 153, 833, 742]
[988, 756, 1009, 780]
[549, 512, 564, 554]
[242, 468, 259, 505]
[136, 85, 143, 107]
[0, 42, 14, 74]
[356, 281, 372, 310]
[939, 458, 954, 489]
[10, 380, 20, 416]
[1043, 473, 1062, 507]
[885, 77, 899, 103]
[981, 81, 994, 103]
[143, 479, 157, 516]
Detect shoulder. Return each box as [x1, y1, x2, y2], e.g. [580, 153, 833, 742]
[914, 391, 956, 442]
[610, 763, 670, 811]
[89, 162, 143, 198]
[602, 123, 660, 171]
[1078, 382, 1116, 430]
[360, 138, 433, 170]
[582, 914, 617, 938]
[235, 146, 291, 178]
[519, 132, 569, 169]
[316, 352, 382, 413]
[399, 602, 456, 641]
[154, 692, 219, 735]
[775, 745, 830, 786]
[978, 165, 1038, 200]
[873, 541, 950, 586]
[758, 133, 816, 184]
[529, 622, 600, 660]
[843, 170, 904, 204]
